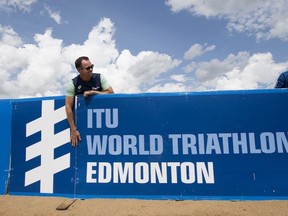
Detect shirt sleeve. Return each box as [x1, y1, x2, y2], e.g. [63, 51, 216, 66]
[66, 80, 75, 96]
[275, 73, 286, 88]
[100, 74, 112, 90]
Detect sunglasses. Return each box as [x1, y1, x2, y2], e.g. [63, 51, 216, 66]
[82, 64, 94, 70]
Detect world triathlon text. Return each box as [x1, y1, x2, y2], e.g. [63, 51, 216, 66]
[86, 132, 288, 155]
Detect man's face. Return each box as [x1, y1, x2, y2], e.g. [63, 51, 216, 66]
[79, 60, 94, 76]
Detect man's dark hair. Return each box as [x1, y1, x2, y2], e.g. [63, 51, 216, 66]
[75, 56, 89, 69]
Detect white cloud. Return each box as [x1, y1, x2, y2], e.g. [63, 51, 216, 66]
[185, 51, 250, 81]
[44, 5, 62, 24]
[147, 82, 188, 93]
[0, 29, 71, 97]
[166, 0, 261, 16]
[165, 0, 288, 41]
[171, 74, 185, 82]
[149, 51, 288, 93]
[0, 18, 181, 98]
[62, 18, 119, 67]
[0, 24, 23, 46]
[106, 49, 181, 93]
[184, 43, 215, 60]
[186, 52, 288, 91]
[0, 0, 37, 12]
[128, 51, 181, 82]
[0, 16, 287, 99]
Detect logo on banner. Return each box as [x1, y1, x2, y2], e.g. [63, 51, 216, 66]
[24, 100, 70, 193]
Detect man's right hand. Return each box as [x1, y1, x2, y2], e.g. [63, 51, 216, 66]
[71, 129, 81, 147]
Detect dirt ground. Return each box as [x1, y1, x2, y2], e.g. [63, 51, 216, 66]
[1, 195, 288, 216]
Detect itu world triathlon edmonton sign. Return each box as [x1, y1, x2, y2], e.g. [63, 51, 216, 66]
[7, 90, 288, 200]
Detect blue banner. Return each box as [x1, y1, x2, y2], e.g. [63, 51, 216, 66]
[0, 100, 12, 195]
[7, 90, 288, 200]
[75, 90, 288, 199]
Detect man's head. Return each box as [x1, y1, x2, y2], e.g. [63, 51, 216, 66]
[75, 56, 94, 76]
[75, 56, 90, 69]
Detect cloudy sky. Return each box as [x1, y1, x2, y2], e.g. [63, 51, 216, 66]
[0, 0, 288, 98]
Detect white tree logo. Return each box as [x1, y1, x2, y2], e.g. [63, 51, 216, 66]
[24, 100, 70, 193]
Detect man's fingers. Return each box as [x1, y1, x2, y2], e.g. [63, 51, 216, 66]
[71, 136, 78, 147]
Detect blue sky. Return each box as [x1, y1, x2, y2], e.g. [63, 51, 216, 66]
[0, 0, 287, 98]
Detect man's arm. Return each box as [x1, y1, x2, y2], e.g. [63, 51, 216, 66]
[65, 95, 81, 147]
[83, 86, 114, 97]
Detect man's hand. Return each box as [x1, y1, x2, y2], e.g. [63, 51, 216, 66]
[83, 90, 101, 97]
[83, 88, 114, 97]
[71, 129, 81, 147]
